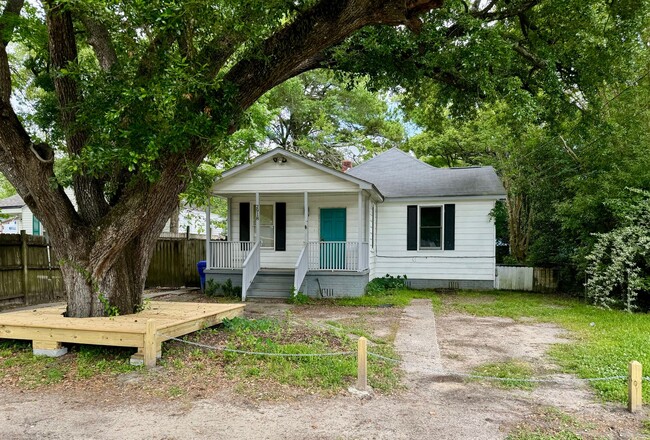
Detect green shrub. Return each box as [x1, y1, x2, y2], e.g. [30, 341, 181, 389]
[289, 291, 310, 304]
[366, 274, 409, 295]
[586, 188, 650, 311]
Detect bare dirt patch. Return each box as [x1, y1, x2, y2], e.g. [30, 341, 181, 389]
[437, 312, 569, 374]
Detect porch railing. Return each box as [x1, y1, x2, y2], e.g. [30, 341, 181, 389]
[294, 244, 309, 293]
[359, 242, 369, 272]
[241, 242, 261, 301]
[307, 241, 369, 272]
[209, 241, 254, 269]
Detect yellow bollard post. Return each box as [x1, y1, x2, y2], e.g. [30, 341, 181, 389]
[628, 360, 642, 413]
[357, 337, 368, 391]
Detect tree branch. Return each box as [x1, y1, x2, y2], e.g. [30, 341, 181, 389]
[0, 0, 23, 46]
[0, 0, 24, 102]
[225, 0, 443, 111]
[0, 2, 82, 244]
[80, 14, 117, 71]
[473, 0, 540, 21]
[46, 2, 109, 224]
[512, 43, 548, 70]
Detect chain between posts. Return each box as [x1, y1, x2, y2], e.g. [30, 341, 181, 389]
[162, 333, 643, 412]
[162, 333, 631, 383]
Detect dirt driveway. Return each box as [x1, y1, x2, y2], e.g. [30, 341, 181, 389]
[0, 298, 645, 439]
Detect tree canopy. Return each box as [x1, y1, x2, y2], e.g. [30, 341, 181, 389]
[1, 0, 648, 316]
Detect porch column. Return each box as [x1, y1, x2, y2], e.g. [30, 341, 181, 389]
[226, 197, 231, 241]
[358, 191, 363, 271]
[205, 199, 211, 268]
[255, 192, 260, 245]
[304, 192, 309, 244]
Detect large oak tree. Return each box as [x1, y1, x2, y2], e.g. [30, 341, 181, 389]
[0, 0, 446, 317]
[0, 0, 646, 316]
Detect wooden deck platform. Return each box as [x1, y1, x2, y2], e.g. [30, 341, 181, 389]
[0, 302, 245, 367]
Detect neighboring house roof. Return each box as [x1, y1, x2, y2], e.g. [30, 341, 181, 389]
[346, 148, 507, 199]
[0, 194, 25, 209]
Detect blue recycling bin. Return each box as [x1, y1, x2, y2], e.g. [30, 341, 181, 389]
[197, 260, 207, 292]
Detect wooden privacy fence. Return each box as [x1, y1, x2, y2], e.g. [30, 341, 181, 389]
[0, 232, 64, 306]
[495, 265, 559, 292]
[0, 233, 206, 308]
[145, 237, 205, 288]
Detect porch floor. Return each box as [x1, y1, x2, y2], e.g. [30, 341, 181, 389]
[0, 301, 245, 367]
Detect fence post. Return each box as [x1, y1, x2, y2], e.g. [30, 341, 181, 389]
[628, 360, 642, 413]
[20, 230, 29, 304]
[357, 336, 368, 391]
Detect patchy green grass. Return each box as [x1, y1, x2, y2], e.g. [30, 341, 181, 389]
[162, 316, 401, 395]
[329, 289, 442, 309]
[0, 340, 139, 388]
[642, 419, 650, 436]
[445, 290, 650, 403]
[506, 406, 599, 440]
[0, 312, 401, 398]
[471, 360, 536, 390]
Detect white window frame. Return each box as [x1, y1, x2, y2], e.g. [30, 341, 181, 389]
[251, 202, 276, 250]
[418, 205, 444, 250]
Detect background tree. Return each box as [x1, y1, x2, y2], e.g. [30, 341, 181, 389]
[396, 3, 649, 295]
[263, 70, 405, 168]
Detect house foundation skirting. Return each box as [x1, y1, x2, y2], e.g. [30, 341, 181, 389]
[204, 269, 494, 297]
[406, 278, 495, 290]
[204, 269, 243, 292]
[299, 271, 369, 298]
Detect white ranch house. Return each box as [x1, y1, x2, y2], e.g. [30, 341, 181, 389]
[205, 147, 506, 299]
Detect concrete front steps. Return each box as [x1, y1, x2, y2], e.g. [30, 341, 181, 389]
[246, 270, 294, 299]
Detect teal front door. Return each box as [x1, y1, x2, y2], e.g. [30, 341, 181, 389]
[320, 208, 346, 270]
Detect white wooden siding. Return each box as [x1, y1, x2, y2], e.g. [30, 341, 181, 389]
[373, 199, 496, 281]
[22, 206, 34, 235]
[214, 158, 360, 194]
[229, 193, 364, 269]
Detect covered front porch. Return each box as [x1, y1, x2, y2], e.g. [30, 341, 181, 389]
[204, 148, 383, 300]
[204, 191, 371, 299]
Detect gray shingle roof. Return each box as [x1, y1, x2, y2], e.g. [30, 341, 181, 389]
[346, 148, 506, 198]
[0, 194, 25, 208]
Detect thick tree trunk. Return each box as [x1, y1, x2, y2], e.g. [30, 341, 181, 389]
[56, 230, 161, 317]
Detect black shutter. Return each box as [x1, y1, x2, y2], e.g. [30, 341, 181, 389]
[444, 204, 455, 250]
[240, 202, 250, 241]
[276, 202, 286, 251]
[407, 205, 417, 251]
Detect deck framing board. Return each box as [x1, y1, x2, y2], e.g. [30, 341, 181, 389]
[0, 302, 245, 366]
